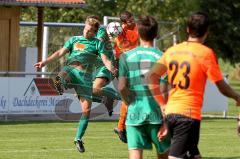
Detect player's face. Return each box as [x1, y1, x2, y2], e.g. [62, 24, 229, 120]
[124, 16, 136, 30]
[83, 23, 96, 39]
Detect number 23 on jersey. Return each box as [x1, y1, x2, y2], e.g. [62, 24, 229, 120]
[169, 60, 191, 89]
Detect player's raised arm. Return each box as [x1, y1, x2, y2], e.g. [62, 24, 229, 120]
[100, 51, 118, 76]
[34, 47, 69, 69]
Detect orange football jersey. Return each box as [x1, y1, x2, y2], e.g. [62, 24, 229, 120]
[158, 41, 223, 120]
[114, 25, 139, 59]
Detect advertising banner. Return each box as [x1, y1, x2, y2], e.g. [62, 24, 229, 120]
[0, 77, 227, 119]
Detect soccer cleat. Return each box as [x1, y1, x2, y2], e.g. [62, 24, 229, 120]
[102, 96, 114, 116]
[54, 76, 64, 95]
[74, 139, 85, 153]
[108, 110, 113, 116]
[114, 127, 127, 143]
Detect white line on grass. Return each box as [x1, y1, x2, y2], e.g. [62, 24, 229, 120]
[0, 148, 75, 153]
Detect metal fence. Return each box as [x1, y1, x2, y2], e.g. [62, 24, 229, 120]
[19, 18, 179, 73]
[0, 21, 233, 120]
[20, 21, 85, 73]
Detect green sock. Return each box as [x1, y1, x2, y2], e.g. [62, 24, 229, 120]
[75, 115, 89, 141]
[101, 86, 121, 100]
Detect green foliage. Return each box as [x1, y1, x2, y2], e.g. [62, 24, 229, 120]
[20, 26, 37, 47]
[200, 0, 240, 63]
[20, 7, 37, 21]
[219, 58, 240, 80]
[20, 0, 240, 63]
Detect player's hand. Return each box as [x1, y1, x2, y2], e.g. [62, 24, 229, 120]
[112, 68, 118, 77]
[157, 123, 168, 141]
[34, 61, 45, 69]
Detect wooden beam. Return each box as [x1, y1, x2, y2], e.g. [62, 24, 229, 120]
[37, 7, 44, 72]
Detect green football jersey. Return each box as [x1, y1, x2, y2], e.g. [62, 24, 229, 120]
[63, 36, 107, 72]
[96, 27, 109, 42]
[95, 27, 114, 69]
[119, 46, 165, 125]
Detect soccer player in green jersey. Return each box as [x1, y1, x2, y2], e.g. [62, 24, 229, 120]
[90, 16, 120, 116]
[34, 16, 117, 153]
[118, 16, 170, 159]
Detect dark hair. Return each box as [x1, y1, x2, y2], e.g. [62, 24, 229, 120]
[120, 11, 133, 23]
[137, 16, 158, 41]
[187, 11, 209, 38]
[87, 15, 100, 21]
[85, 15, 100, 33]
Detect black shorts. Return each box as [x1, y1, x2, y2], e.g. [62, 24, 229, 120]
[165, 114, 201, 159]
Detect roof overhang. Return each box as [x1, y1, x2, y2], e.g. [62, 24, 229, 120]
[0, 0, 86, 8]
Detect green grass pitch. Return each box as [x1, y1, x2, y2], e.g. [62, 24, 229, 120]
[0, 119, 239, 159]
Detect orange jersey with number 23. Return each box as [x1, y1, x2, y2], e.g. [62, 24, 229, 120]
[158, 41, 223, 120]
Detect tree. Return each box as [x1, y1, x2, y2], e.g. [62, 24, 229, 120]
[20, 0, 240, 63]
[200, 0, 240, 63]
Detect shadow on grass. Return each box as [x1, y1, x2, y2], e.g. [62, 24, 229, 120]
[0, 120, 117, 125]
[0, 120, 73, 125]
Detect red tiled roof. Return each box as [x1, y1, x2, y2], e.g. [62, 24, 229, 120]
[0, 0, 86, 8]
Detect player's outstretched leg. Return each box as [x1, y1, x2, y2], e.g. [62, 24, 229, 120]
[54, 71, 70, 95]
[93, 77, 120, 116]
[102, 96, 114, 116]
[74, 97, 92, 153]
[101, 86, 120, 116]
[75, 115, 89, 153]
[91, 94, 114, 116]
[114, 102, 127, 143]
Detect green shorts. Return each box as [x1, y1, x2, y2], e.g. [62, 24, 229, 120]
[94, 66, 113, 84]
[126, 124, 170, 154]
[62, 66, 93, 101]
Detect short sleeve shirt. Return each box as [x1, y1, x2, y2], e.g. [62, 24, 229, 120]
[63, 36, 107, 72]
[119, 46, 165, 125]
[158, 41, 223, 120]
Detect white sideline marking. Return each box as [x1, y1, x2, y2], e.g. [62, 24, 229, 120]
[0, 148, 75, 153]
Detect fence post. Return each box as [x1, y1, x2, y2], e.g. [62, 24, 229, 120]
[153, 39, 156, 48]
[223, 110, 227, 118]
[173, 34, 177, 45]
[103, 16, 108, 26]
[42, 26, 49, 78]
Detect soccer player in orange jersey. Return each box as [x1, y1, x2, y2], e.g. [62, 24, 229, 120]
[113, 11, 139, 143]
[114, 11, 139, 60]
[148, 11, 240, 159]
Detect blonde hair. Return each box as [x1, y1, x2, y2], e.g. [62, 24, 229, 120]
[85, 16, 100, 33]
